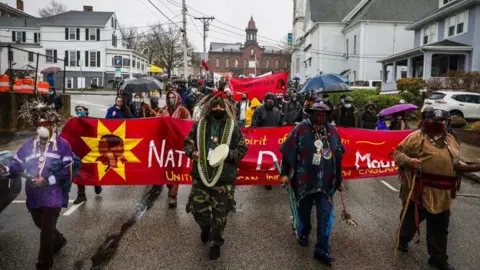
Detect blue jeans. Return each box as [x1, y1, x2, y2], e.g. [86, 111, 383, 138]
[297, 192, 334, 256]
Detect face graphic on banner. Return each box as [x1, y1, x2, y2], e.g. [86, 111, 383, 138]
[81, 120, 142, 181]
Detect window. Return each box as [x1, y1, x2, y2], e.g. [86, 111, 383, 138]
[16, 31, 23, 42]
[132, 58, 136, 68]
[256, 60, 260, 68]
[353, 71, 357, 81]
[123, 58, 130, 67]
[137, 61, 140, 69]
[225, 58, 230, 68]
[244, 59, 248, 68]
[275, 60, 279, 69]
[250, 48, 254, 57]
[346, 39, 349, 55]
[89, 28, 96, 40]
[422, 23, 438, 45]
[46, 50, 54, 63]
[266, 59, 270, 68]
[353, 35, 357, 55]
[453, 94, 480, 104]
[66, 78, 73, 89]
[69, 28, 76, 40]
[141, 63, 145, 71]
[216, 57, 220, 68]
[234, 58, 239, 67]
[441, 0, 457, 7]
[89, 52, 97, 67]
[28, 52, 34, 62]
[69, 51, 77, 66]
[34, 33, 40, 43]
[445, 10, 468, 37]
[112, 34, 117, 47]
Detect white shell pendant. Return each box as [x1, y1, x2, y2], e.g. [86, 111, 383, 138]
[314, 139, 323, 149]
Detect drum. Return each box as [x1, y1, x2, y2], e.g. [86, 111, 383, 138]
[209, 144, 229, 168]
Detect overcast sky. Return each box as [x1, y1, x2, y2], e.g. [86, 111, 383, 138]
[5, 0, 293, 51]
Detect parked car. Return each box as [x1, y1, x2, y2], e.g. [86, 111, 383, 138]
[0, 151, 21, 214]
[350, 80, 382, 89]
[422, 91, 480, 119]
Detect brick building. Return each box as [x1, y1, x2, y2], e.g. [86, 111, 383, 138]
[208, 17, 289, 77]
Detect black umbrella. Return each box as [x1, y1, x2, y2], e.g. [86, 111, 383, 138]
[173, 78, 187, 84]
[120, 77, 163, 93]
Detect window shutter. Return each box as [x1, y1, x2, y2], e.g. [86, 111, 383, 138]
[97, 51, 101, 67]
[77, 51, 80, 66]
[34, 33, 37, 43]
[22, 32, 26, 42]
[12, 31, 16, 42]
[85, 29, 89, 41]
[76, 28, 80, 40]
[85, 51, 89, 67]
[97, 29, 100, 41]
[65, 28, 69, 40]
[65, 50, 68, 66]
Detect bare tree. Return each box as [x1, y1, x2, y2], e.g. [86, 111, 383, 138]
[139, 24, 194, 78]
[38, 0, 67, 18]
[119, 25, 139, 50]
[279, 34, 293, 72]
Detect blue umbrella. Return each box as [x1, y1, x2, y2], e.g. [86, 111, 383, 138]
[299, 73, 352, 93]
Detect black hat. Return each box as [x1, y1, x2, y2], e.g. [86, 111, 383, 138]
[424, 108, 449, 121]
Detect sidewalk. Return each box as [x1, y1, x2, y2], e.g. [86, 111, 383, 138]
[460, 143, 480, 182]
[64, 90, 117, 96]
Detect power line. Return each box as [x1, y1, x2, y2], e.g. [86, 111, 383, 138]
[147, 0, 183, 31]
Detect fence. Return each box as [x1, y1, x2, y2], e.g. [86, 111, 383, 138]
[0, 45, 66, 94]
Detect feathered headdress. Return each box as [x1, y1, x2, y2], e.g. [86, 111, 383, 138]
[18, 98, 63, 126]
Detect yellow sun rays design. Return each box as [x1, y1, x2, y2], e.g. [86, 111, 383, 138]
[81, 120, 142, 181]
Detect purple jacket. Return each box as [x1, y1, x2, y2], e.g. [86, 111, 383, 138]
[9, 135, 73, 209]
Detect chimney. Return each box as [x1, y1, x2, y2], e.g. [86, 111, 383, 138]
[83, 6, 93, 12]
[17, 0, 24, 11]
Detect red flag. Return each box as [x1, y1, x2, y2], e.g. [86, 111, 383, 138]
[229, 72, 288, 101]
[202, 59, 209, 71]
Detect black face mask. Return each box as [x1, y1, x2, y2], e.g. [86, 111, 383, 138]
[210, 110, 226, 120]
[151, 102, 158, 109]
[242, 97, 247, 100]
[265, 100, 275, 110]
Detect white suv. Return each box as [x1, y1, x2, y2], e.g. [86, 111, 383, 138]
[422, 91, 480, 119]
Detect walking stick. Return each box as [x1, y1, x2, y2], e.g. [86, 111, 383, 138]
[274, 161, 299, 233]
[339, 185, 358, 227]
[392, 172, 417, 266]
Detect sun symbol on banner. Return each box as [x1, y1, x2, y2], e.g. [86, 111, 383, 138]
[81, 120, 142, 181]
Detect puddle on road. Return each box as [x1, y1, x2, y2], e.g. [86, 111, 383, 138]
[74, 185, 163, 270]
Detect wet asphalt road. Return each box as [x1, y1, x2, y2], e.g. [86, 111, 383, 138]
[1, 176, 480, 270]
[2, 94, 480, 269]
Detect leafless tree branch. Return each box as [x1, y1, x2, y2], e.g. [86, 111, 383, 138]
[38, 0, 67, 18]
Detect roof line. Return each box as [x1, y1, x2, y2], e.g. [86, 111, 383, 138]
[0, 3, 35, 18]
[377, 45, 473, 63]
[341, 0, 371, 23]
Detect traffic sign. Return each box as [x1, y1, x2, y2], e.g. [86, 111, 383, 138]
[287, 33, 292, 45]
[114, 56, 122, 68]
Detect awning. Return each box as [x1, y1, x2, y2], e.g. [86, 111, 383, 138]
[149, 64, 163, 73]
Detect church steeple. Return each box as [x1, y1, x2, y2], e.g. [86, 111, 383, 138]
[245, 16, 258, 46]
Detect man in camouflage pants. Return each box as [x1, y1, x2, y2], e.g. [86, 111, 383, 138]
[184, 90, 247, 260]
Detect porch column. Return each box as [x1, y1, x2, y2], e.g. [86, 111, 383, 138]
[393, 62, 398, 81]
[382, 64, 388, 82]
[407, 57, 413, 77]
[464, 53, 471, 72]
[423, 52, 433, 79]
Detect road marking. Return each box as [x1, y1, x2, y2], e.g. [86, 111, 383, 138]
[381, 180, 399, 192]
[12, 200, 75, 203]
[63, 201, 84, 216]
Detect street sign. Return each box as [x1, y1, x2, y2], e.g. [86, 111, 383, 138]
[114, 56, 122, 68]
[287, 33, 292, 45]
[114, 68, 122, 78]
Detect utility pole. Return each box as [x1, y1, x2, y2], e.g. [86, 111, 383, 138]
[182, 0, 188, 80]
[194, 16, 215, 75]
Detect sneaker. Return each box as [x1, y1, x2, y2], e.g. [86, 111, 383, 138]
[209, 245, 220, 260]
[53, 236, 67, 257]
[264, 185, 272, 190]
[73, 194, 87, 205]
[201, 227, 210, 243]
[314, 252, 334, 266]
[94, 186, 102, 195]
[428, 258, 455, 270]
[168, 197, 177, 208]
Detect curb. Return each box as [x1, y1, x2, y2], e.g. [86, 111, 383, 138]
[463, 172, 480, 183]
[65, 92, 117, 96]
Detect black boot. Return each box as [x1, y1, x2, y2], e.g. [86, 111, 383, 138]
[94, 186, 102, 195]
[428, 258, 455, 270]
[201, 227, 210, 243]
[53, 235, 67, 257]
[314, 252, 334, 267]
[209, 245, 220, 260]
[168, 197, 177, 208]
[73, 194, 86, 205]
[398, 242, 408, 253]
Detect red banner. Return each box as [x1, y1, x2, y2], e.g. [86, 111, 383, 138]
[60, 117, 413, 186]
[229, 72, 288, 101]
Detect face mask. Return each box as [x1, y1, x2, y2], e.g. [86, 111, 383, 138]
[76, 111, 86, 117]
[210, 109, 226, 120]
[242, 96, 247, 100]
[168, 99, 176, 107]
[344, 103, 352, 108]
[191, 88, 196, 94]
[284, 97, 291, 102]
[396, 116, 402, 120]
[37, 126, 50, 139]
[134, 98, 141, 102]
[292, 98, 297, 102]
[424, 121, 445, 134]
[309, 113, 326, 126]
